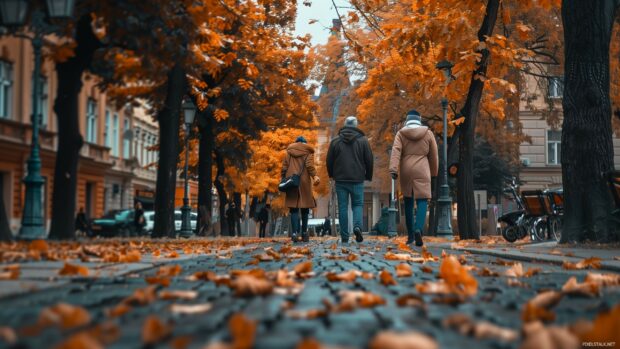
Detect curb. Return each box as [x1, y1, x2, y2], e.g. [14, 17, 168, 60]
[443, 245, 620, 273]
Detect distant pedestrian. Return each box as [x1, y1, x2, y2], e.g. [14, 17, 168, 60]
[75, 207, 91, 237]
[326, 116, 374, 244]
[322, 216, 332, 237]
[281, 136, 320, 242]
[134, 202, 145, 236]
[258, 204, 270, 238]
[226, 202, 240, 237]
[389, 110, 438, 246]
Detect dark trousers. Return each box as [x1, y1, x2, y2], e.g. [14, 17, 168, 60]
[227, 220, 236, 236]
[290, 208, 309, 236]
[259, 222, 267, 238]
[403, 197, 428, 238]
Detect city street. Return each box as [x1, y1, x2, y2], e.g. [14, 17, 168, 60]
[0, 237, 618, 348]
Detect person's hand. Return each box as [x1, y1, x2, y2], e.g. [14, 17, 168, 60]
[391, 173, 398, 180]
[313, 176, 321, 186]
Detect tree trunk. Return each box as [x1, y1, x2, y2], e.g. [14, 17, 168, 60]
[214, 150, 229, 235]
[0, 173, 12, 241]
[197, 111, 214, 236]
[152, 64, 186, 238]
[49, 16, 101, 240]
[560, 0, 620, 243]
[457, 0, 500, 240]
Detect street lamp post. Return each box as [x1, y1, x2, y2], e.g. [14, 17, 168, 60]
[435, 60, 454, 238]
[0, 0, 75, 239]
[179, 99, 196, 238]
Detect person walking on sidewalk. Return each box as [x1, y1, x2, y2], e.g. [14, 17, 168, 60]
[226, 202, 240, 237]
[281, 136, 320, 242]
[326, 116, 374, 243]
[389, 110, 438, 247]
[258, 204, 270, 238]
[134, 202, 146, 236]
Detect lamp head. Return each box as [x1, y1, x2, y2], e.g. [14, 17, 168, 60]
[0, 0, 28, 27]
[46, 0, 76, 19]
[182, 98, 196, 125]
[435, 60, 454, 80]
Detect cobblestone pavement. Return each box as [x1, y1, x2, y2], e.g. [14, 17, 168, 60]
[0, 237, 619, 349]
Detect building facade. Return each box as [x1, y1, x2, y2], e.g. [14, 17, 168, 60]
[518, 73, 620, 190]
[0, 36, 167, 234]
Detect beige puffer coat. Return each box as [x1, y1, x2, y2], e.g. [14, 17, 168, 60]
[389, 126, 439, 199]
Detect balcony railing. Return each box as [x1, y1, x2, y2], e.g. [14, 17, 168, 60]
[0, 118, 56, 150]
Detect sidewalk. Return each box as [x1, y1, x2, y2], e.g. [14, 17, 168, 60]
[440, 240, 620, 272]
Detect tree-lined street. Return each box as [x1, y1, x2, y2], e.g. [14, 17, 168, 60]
[0, 0, 619, 348]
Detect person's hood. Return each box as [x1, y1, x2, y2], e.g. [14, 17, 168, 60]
[338, 127, 365, 143]
[287, 142, 315, 157]
[399, 126, 429, 141]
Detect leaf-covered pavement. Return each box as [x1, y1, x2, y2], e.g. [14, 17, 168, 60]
[0, 237, 618, 349]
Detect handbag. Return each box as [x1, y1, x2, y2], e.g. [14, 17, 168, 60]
[279, 155, 308, 192]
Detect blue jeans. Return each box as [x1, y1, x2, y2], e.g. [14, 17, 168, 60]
[404, 197, 428, 237]
[336, 182, 364, 241]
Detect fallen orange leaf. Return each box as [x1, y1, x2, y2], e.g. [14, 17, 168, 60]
[229, 313, 255, 349]
[0, 264, 20, 280]
[294, 260, 313, 275]
[230, 275, 273, 297]
[379, 270, 397, 286]
[369, 331, 438, 349]
[54, 332, 103, 349]
[562, 257, 601, 270]
[58, 263, 89, 277]
[395, 263, 413, 277]
[29, 240, 48, 252]
[38, 303, 91, 330]
[158, 290, 198, 300]
[439, 255, 478, 296]
[142, 315, 172, 345]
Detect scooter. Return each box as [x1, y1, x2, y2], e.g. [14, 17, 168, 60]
[499, 178, 528, 243]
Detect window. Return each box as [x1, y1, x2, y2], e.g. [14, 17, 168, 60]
[547, 130, 562, 165]
[86, 99, 97, 143]
[123, 119, 131, 159]
[548, 77, 564, 99]
[0, 61, 13, 119]
[104, 110, 111, 148]
[32, 75, 48, 128]
[112, 113, 119, 156]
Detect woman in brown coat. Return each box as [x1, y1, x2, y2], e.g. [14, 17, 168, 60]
[389, 110, 439, 246]
[281, 136, 319, 242]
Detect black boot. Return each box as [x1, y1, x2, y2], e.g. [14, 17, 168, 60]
[353, 226, 364, 243]
[414, 230, 423, 247]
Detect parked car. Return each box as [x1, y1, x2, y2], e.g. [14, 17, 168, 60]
[174, 210, 198, 232]
[91, 209, 136, 237]
[307, 218, 339, 236]
[144, 211, 155, 235]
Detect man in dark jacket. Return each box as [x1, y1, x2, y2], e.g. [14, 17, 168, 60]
[326, 116, 374, 243]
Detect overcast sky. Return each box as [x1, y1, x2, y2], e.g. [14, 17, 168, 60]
[294, 0, 350, 46]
